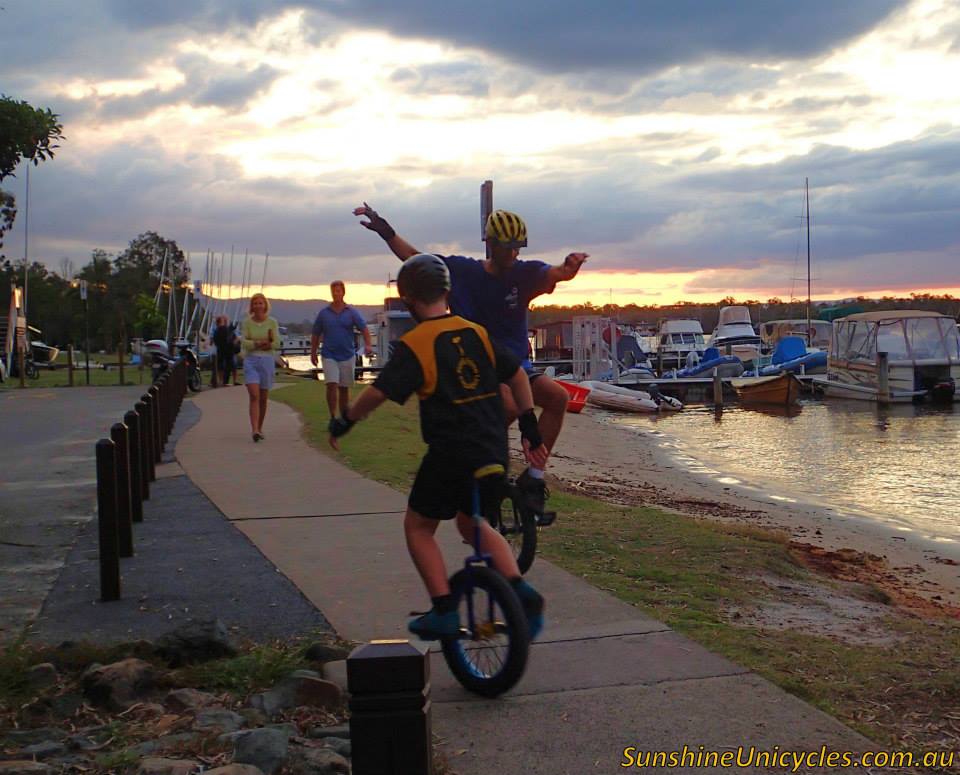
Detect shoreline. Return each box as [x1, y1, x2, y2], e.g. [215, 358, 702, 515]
[522, 409, 960, 609]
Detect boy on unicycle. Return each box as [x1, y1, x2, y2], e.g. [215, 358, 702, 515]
[329, 253, 548, 640]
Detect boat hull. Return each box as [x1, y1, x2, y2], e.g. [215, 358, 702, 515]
[731, 373, 802, 405]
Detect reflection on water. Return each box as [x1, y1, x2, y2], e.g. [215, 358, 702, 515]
[613, 400, 959, 541]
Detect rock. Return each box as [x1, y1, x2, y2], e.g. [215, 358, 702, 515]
[165, 688, 218, 712]
[288, 746, 350, 775]
[0, 728, 67, 746]
[155, 620, 237, 667]
[303, 643, 350, 665]
[26, 663, 59, 691]
[321, 737, 350, 758]
[239, 708, 268, 728]
[20, 742, 66, 760]
[249, 675, 342, 717]
[82, 658, 158, 710]
[307, 725, 349, 740]
[49, 692, 83, 719]
[320, 660, 347, 692]
[193, 709, 244, 733]
[233, 728, 289, 775]
[0, 762, 52, 774]
[134, 734, 197, 756]
[266, 723, 297, 739]
[136, 757, 197, 775]
[205, 767, 265, 775]
[66, 734, 99, 751]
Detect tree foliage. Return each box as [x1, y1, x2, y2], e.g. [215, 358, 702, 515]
[0, 95, 65, 181]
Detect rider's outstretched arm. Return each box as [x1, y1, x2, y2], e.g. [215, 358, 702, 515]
[353, 202, 419, 261]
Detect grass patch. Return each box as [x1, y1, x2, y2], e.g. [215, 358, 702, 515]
[272, 381, 960, 750]
[174, 641, 313, 695]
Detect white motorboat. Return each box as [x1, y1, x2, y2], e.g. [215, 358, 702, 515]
[654, 319, 705, 371]
[710, 306, 762, 364]
[580, 380, 683, 413]
[811, 310, 959, 403]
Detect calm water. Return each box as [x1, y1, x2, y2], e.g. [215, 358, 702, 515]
[612, 399, 960, 544]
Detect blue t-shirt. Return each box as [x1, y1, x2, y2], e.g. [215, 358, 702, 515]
[312, 305, 366, 361]
[442, 255, 554, 361]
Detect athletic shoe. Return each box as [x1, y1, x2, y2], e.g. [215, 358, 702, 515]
[408, 608, 460, 640]
[511, 579, 545, 640]
[516, 468, 549, 516]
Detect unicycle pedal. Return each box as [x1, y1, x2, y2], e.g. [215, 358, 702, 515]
[535, 510, 557, 527]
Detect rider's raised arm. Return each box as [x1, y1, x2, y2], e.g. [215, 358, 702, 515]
[545, 252, 589, 288]
[353, 202, 419, 261]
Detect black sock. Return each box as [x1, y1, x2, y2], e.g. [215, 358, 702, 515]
[432, 594, 455, 614]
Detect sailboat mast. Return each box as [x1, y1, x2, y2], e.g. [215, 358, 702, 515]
[805, 178, 811, 348]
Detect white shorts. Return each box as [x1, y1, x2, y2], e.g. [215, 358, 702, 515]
[322, 357, 356, 387]
[243, 354, 275, 389]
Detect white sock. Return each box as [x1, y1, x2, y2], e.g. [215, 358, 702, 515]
[528, 467, 544, 479]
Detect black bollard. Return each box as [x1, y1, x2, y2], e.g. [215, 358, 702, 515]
[148, 386, 162, 461]
[95, 439, 121, 601]
[110, 423, 134, 558]
[138, 397, 156, 484]
[124, 410, 144, 521]
[348, 640, 433, 775]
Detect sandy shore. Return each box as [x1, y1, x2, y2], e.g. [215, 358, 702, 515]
[513, 408, 960, 611]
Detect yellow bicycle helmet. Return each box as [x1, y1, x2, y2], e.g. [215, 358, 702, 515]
[485, 209, 528, 248]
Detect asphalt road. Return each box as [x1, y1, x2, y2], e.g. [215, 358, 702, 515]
[0, 386, 144, 642]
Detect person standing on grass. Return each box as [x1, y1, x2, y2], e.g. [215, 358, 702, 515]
[353, 202, 587, 521]
[212, 315, 238, 387]
[242, 293, 280, 442]
[310, 280, 373, 419]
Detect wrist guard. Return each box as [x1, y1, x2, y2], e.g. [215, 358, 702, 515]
[328, 411, 356, 438]
[367, 209, 396, 241]
[518, 409, 542, 450]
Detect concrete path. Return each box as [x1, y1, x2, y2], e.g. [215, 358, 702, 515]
[176, 388, 872, 774]
[0, 386, 144, 642]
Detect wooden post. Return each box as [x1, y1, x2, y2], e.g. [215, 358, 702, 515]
[124, 410, 144, 522]
[877, 351, 890, 404]
[67, 345, 74, 387]
[713, 367, 723, 407]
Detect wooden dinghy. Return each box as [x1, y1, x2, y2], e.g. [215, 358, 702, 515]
[730, 372, 802, 405]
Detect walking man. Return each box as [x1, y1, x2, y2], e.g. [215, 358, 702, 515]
[353, 202, 588, 518]
[310, 280, 373, 419]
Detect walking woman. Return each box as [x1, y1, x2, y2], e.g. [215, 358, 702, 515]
[242, 293, 280, 442]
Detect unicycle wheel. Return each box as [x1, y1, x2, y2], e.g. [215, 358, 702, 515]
[441, 566, 530, 697]
[499, 495, 537, 574]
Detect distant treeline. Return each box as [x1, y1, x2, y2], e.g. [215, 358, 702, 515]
[1, 231, 187, 351]
[529, 294, 960, 332]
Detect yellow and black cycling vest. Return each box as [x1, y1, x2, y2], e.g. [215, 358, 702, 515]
[398, 315, 513, 466]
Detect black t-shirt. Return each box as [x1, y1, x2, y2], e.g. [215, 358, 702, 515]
[373, 314, 520, 468]
[213, 325, 235, 351]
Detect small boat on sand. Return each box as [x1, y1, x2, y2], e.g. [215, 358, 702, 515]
[580, 380, 683, 413]
[730, 372, 802, 405]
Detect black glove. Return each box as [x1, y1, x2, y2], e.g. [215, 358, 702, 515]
[328, 411, 356, 438]
[363, 206, 396, 241]
[518, 409, 543, 450]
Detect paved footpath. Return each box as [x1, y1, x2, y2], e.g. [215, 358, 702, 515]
[177, 388, 872, 774]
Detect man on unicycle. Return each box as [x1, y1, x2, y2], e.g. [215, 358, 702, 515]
[329, 253, 549, 641]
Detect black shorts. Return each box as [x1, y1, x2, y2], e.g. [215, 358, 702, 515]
[408, 452, 506, 521]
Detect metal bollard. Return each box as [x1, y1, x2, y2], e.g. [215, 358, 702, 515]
[136, 399, 155, 487]
[348, 640, 433, 775]
[124, 410, 144, 521]
[110, 423, 134, 558]
[95, 439, 121, 601]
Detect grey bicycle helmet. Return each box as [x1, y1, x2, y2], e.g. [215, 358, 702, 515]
[397, 253, 451, 303]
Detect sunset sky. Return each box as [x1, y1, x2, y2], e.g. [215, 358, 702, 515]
[2, 0, 959, 307]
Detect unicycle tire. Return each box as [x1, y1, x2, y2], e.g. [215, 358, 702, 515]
[441, 566, 530, 697]
[500, 496, 537, 574]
